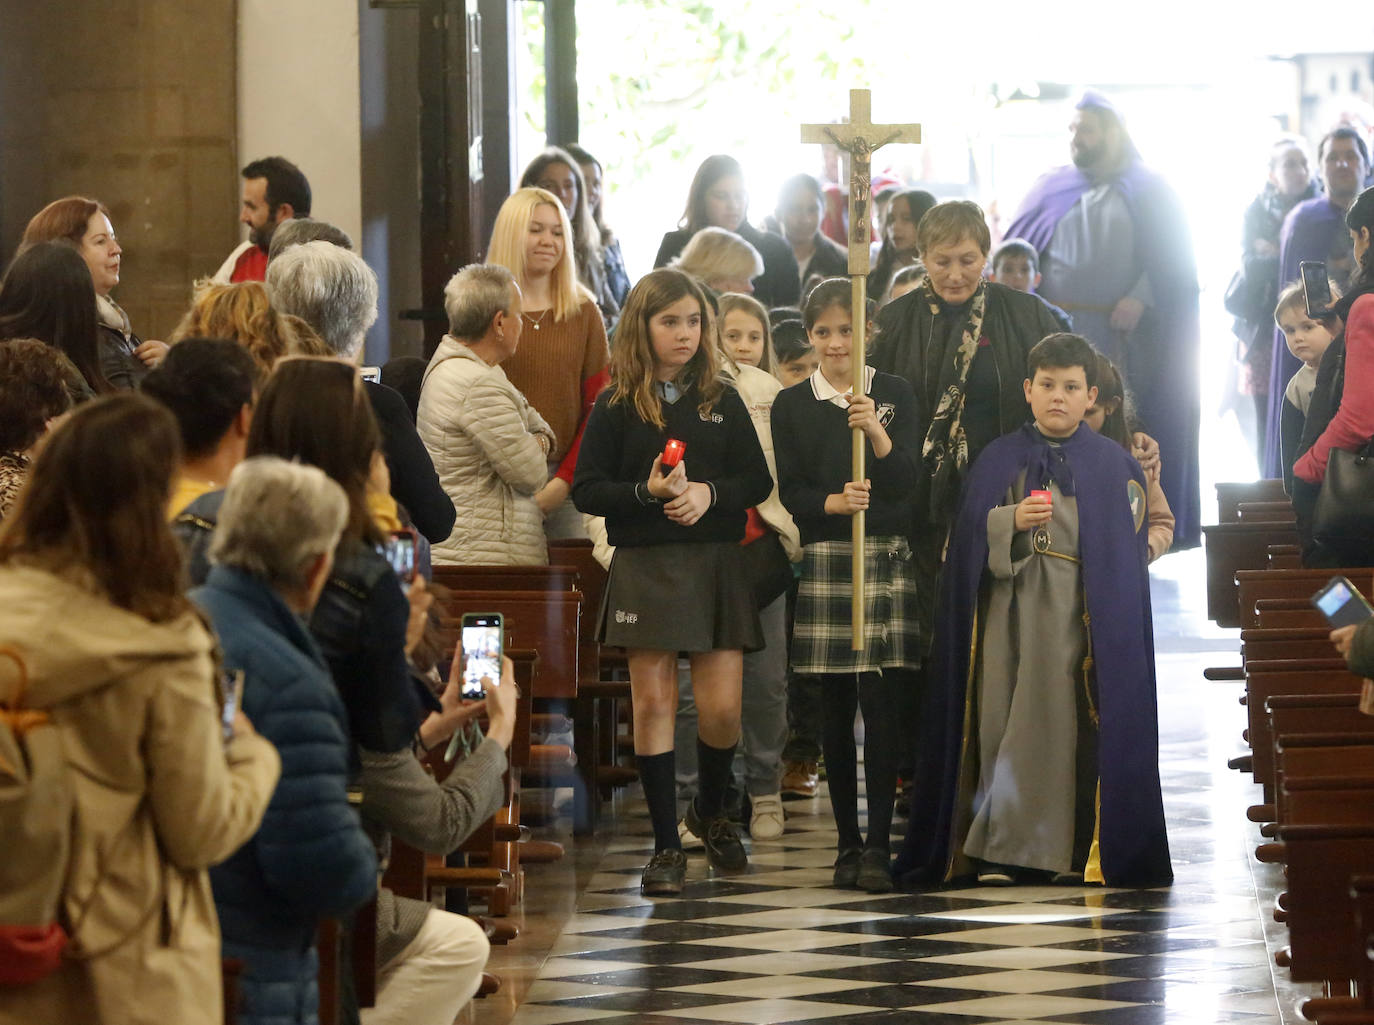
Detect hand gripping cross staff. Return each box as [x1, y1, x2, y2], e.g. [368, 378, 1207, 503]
[802, 90, 920, 650]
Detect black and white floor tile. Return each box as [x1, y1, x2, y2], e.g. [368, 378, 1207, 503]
[500, 550, 1312, 1025]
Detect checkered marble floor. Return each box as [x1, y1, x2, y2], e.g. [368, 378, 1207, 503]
[493, 551, 1309, 1025]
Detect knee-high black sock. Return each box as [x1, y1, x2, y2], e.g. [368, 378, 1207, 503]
[858, 671, 903, 852]
[636, 751, 681, 852]
[820, 674, 862, 851]
[696, 737, 737, 819]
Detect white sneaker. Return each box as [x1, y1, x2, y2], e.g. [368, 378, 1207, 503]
[749, 792, 785, 840]
[677, 816, 704, 850]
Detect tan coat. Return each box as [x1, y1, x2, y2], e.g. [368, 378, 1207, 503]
[419, 337, 556, 566]
[0, 564, 280, 1025]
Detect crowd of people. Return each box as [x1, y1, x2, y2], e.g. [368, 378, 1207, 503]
[4, 97, 1374, 1025]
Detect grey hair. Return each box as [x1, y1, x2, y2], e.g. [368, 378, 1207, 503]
[267, 217, 356, 264]
[266, 240, 378, 360]
[444, 263, 518, 339]
[208, 456, 349, 591]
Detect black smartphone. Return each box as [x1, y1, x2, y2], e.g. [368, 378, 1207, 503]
[382, 528, 418, 588]
[1311, 575, 1374, 628]
[221, 669, 243, 743]
[1301, 261, 1335, 319]
[460, 612, 503, 701]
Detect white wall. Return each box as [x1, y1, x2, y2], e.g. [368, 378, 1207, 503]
[236, 0, 363, 245]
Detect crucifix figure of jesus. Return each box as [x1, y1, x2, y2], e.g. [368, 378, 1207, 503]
[802, 89, 921, 649]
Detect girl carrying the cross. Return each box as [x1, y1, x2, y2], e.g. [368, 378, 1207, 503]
[771, 277, 923, 894]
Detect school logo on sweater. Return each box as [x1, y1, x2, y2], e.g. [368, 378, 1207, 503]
[1127, 480, 1147, 533]
[699, 411, 724, 424]
[615, 609, 639, 624]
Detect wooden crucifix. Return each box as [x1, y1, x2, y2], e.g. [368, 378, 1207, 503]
[802, 89, 921, 650]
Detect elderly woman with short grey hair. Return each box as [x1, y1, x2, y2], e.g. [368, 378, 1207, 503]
[266, 239, 456, 544]
[266, 240, 377, 361]
[672, 226, 765, 296]
[191, 456, 378, 1025]
[267, 217, 355, 265]
[418, 263, 556, 565]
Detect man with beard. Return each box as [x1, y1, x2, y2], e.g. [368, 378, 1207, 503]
[1005, 91, 1201, 550]
[212, 156, 312, 284]
[1262, 126, 1371, 479]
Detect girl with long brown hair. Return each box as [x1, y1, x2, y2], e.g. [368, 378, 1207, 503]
[572, 268, 772, 895]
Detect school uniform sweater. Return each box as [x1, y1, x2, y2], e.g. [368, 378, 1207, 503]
[572, 379, 772, 548]
[772, 367, 920, 545]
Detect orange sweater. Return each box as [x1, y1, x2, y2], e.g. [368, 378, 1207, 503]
[501, 299, 608, 471]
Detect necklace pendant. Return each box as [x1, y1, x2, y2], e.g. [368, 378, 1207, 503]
[1032, 527, 1051, 554]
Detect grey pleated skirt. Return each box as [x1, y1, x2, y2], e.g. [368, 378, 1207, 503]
[598, 541, 763, 652]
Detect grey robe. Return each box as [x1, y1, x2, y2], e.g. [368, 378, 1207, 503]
[1038, 184, 1152, 369]
[962, 472, 1094, 874]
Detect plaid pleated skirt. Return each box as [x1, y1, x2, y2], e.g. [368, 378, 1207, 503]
[791, 535, 922, 674]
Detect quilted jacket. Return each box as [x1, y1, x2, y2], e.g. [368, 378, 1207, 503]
[418, 337, 556, 565]
[195, 567, 377, 1025]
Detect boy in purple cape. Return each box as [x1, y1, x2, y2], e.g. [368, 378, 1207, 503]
[1005, 91, 1200, 552]
[895, 333, 1172, 888]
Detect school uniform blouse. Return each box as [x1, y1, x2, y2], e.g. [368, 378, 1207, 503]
[572, 378, 772, 548]
[772, 367, 920, 545]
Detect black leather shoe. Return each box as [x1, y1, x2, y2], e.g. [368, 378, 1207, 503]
[857, 847, 893, 893]
[685, 800, 748, 873]
[641, 848, 688, 896]
[832, 847, 862, 888]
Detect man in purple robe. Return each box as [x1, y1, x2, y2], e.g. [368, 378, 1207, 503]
[1263, 126, 1371, 479]
[1005, 92, 1200, 549]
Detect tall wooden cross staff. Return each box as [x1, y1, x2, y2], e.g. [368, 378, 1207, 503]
[802, 89, 921, 650]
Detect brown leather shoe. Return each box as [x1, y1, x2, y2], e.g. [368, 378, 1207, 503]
[780, 760, 819, 797]
[476, 972, 501, 997]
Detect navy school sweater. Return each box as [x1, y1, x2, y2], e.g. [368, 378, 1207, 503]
[771, 369, 920, 545]
[572, 378, 772, 548]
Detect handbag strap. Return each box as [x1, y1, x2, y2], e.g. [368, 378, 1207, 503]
[0, 645, 30, 710]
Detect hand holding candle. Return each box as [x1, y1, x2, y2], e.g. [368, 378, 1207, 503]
[1015, 489, 1054, 531]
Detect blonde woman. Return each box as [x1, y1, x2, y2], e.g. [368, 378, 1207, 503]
[170, 280, 329, 374]
[486, 187, 609, 540]
[671, 227, 764, 297]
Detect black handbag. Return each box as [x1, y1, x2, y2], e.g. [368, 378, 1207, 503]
[1311, 438, 1374, 548]
[1223, 268, 1252, 320]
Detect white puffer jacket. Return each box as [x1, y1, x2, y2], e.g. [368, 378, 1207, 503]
[419, 337, 556, 565]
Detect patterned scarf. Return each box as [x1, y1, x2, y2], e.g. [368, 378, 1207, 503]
[920, 278, 988, 523]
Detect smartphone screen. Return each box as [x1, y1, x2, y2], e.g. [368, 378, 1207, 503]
[1312, 576, 1374, 628]
[360, 366, 382, 383]
[221, 670, 241, 743]
[382, 530, 417, 586]
[1301, 261, 1333, 319]
[461, 614, 503, 701]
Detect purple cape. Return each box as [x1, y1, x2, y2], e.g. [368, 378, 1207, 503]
[1263, 196, 1347, 478]
[894, 423, 1173, 888]
[1005, 157, 1202, 551]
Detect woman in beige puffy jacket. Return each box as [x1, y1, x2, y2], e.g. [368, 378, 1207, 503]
[419, 264, 557, 565]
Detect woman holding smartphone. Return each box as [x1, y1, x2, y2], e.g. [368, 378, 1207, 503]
[573, 268, 772, 895]
[1292, 186, 1374, 566]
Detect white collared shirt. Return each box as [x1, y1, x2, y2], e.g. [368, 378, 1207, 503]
[809, 365, 877, 409]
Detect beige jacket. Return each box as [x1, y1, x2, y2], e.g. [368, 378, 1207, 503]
[419, 337, 556, 566]
[0, 565, 280, 1025]
[584, 364, 801, 570]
